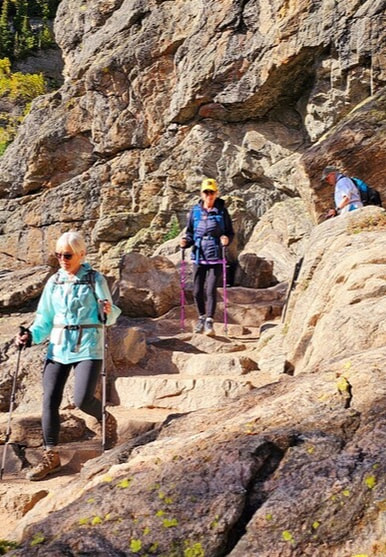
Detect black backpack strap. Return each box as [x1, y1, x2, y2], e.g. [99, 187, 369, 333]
[86, 269, 99, 304]
[52, 269, 99, 303]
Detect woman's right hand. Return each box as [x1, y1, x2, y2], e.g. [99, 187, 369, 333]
[16, 328, 32, 348]
[180, 238, 188, 248]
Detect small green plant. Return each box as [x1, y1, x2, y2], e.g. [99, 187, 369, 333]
[282, 530, 295, 544]
[116, 478, 132, 489]
[364, 475, 377, 489]
[163, 216, 181, 242]
[0, 539, 19, 554]
[129, 538, 142, 553]
[162, 517, 179, 528]
[184, 542, 205, 557]
[30, 532, 45, 547]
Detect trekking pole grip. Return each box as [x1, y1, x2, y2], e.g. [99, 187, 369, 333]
[18, 325, 31, 350]
[98, 300, 108, 324]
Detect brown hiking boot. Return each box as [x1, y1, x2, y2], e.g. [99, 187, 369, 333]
[26, 449, 61, 481]
[94, 411, 118, 450]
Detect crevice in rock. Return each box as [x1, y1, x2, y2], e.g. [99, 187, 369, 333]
[220, 440, 286, 556]
[116, 427, 161, 464]
[115, 412, 188, 465]
[283, 360, 295, 376]
[217, 0, 249, 34]
[339, 377, 353, 409]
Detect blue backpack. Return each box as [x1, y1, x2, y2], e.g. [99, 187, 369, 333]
[351, 177, 382, 207]
[191, 204, 225, 263]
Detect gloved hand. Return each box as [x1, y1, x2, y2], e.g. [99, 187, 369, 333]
[15, 326, 32, 348]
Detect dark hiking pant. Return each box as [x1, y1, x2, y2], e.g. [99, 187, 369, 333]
[193, 263, 222, 318]
[42, 359, 102, 448]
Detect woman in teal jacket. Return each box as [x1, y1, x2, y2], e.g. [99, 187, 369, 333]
[17, 231, 121, 481]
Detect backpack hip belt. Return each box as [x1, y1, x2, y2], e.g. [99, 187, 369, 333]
[53, 324, 102, 352]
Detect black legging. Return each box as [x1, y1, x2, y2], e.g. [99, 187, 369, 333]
[42, 359, 102, 448]
[193, 264, 222, 318]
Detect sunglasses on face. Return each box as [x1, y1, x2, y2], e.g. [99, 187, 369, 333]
[55, 252, 74, 260]
[202, 190, 215, 195]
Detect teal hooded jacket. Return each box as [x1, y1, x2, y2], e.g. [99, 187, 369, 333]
[30, 263, 121, 364]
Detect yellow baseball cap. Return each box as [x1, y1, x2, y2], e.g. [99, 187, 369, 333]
[201, 178, 218, 192]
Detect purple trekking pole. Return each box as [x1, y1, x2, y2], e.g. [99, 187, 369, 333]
[180, 248, 186, 332]
[222, 245, 228, 335]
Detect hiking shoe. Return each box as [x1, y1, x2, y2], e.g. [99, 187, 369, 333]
[95, 411, 118, 450]
[26, 449, 61, 481]
[204, 318, 215, 337]
[194, 316, 206, 334]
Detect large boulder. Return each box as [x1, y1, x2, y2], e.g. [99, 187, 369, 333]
[239, 198, 314, 283]
[118, 252, 180, 317]
[283, 206, 386, 374]
[0, 266, 53, 311]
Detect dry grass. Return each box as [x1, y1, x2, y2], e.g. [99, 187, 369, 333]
[346, 210, 386, 234]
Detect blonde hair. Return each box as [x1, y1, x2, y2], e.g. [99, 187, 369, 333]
[56, 231, 86, 257]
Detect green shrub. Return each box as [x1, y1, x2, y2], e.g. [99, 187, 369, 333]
[0, 539, 19, 554]
[163, 216, 181, 242]
[0, 60, 46, 101]
[0, 58, 48, 155]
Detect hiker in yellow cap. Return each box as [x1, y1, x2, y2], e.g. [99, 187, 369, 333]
[180, 178, 234, 336]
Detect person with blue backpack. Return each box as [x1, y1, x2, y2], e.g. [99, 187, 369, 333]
[16, 231, 121, 480]
[180, 178, 234, 336]
[322, 166, 364, 217]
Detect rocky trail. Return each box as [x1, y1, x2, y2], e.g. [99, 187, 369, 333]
[0, 282, 287, 542]
[0, 210, 384, 556]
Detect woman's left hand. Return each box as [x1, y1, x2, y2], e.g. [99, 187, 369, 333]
[220, 235, 229, 246]
[100, 299, 112, 315]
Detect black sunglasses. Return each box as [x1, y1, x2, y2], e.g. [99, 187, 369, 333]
[55, 252, 74, 260]
[202, 190, 215, 195]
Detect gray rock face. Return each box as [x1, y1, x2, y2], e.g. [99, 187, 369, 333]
[0, 0, 384, 283]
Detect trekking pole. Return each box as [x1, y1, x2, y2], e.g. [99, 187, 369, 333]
[222, 245, 228, 336]
[180, 248, 186, 332]
[0, 326, 26, 481]
[98, 301, 108, 452]
[281, 257, 304, 324]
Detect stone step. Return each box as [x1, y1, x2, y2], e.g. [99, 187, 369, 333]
[25, 441, 102, 475]
[0, 443, 26, 478]
[119, 284, 286, 336]
[0, 439, 102, 482]
[114, 372, 263, 413]
[0, 407, 172, 455]
[172, 351, 259, 376]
